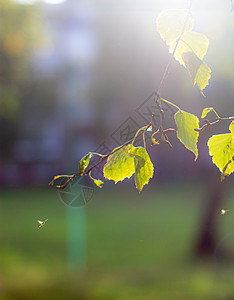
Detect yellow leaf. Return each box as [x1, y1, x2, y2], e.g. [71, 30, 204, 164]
[169, 31, 211, 95]
[182, 51, 203, 83]
[229, 121, 234, 139]
[129, 147, 154, 192]
[157, 10, 211, 96]
[194, 62, 211, 95]
[156, 9, 194, 45]
[208, 133, 234, 177]
[103, 144, 135, 183]
[174, 110, 199, 160]
[93, 178, 104, 188]
[170, 31, 209, 64]
[79, 153, 92, 175]
[151, 136, 160, 145]
[201, 107, 215, 119]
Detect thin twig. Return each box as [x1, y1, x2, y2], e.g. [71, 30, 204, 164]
[151, 0, 192, 131]
[160, 98, 181, 111]
[195, 117, 234, 132]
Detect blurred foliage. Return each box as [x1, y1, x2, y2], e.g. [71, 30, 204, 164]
[0, 0, 43, 110]
[0, 0, 43, 157]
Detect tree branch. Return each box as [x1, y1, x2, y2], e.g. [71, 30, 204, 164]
[50, 123, 152, 189]
[195, 117, 234, 132]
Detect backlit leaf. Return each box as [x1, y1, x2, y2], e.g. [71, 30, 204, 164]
[229, 121, 234, 139]
[156, 9, 193, 45]
[201, 107, 214, 119]
[79, 153, 92, 175]
[169, 32, 210, 95]
[174, 110, 199, 160]
[157, 10, 211, 95]
[181, 51, 203, 82]
[89, 172, 104, 188]
[103, 144, 135, 183]
[129, 147, 154, 192]
[170, 31, 209, 63]
[193, 62, 211, 96]
[92, 178, 104, 188]
[208, 133, 234, 177]
[151, 136, 160, 145]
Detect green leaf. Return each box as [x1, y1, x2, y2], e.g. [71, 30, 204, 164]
[181, 51, 203, 82]
[79, 153, 92, 175]
[129, 147, 154, 192]
[156, 9, 194, 45]
[92, 178, 104, 188]
[89, 172, 104, 188]
[193, 62, 211, 96]
[181, 52, 211, 95]
[103, 145, 154, 191]
[170, 31, 209, 63]
[201, 107, 214, 119]
[151, 136, 160, 145]
[169, 31, 211, 95]
[157, 10, 211, 95]
[103, 144, 135, 183]
[174, 110, 199, 160]
[208, 133, 234, 177]
[229, 121, 234, 139]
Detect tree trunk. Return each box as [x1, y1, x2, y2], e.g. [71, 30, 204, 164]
[194, 176, 227, 258]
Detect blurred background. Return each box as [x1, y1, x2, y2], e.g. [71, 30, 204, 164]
[1, 0, 234, 299]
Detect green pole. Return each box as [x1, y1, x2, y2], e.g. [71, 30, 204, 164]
[67, 206, 86, 271]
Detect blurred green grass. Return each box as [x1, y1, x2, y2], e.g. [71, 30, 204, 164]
[1, 181, 234, 300]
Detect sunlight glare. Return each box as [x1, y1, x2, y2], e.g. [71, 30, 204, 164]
[43, 0, 66, 4]
[11, 0, 66, 4]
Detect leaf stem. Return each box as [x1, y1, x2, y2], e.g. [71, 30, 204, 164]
[151, 129, 159, 140]
[91, 152, 106, 157]
[142, 131, 146, 149]
[160, 98, 181, 111]
[131, 125, 149, 147]
[211, 108, 221, 119]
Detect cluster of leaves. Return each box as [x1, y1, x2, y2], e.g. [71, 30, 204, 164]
[50, 127, 154, 193]
[50, 9, 234, 192]
[157, 9, 211, 96]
